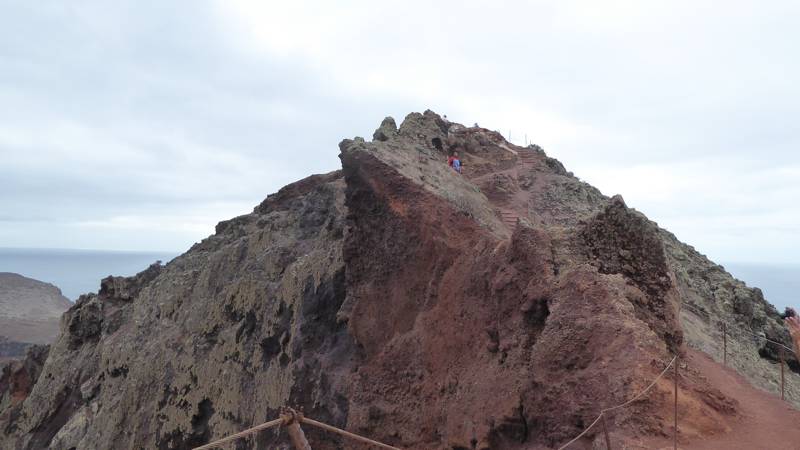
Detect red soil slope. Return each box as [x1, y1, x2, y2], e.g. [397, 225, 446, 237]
[642, 348, 800, 450]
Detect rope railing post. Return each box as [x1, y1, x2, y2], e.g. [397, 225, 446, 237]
[601, 413, 612, 450]
[673, 355, 678, 450]
[281, 408, 312, 450]
[724, 320, 796, 356]
[287, 423, 311, 450]
[719, 319, 797, 403]
[722, 323, 727, 366]
[191, 408, 400, 450]
[780, 348, 786, 401]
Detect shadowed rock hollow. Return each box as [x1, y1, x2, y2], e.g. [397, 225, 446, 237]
[0, 111, 796, 449]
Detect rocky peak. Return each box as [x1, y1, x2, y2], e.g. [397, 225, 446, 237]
[372, 116, 397, 142]
[397, 110, 449, 147]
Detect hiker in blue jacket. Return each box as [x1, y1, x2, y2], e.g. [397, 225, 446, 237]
[447, 151, 462, 174]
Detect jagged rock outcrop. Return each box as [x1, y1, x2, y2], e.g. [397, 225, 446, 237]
[581, 195, 682, 352]
[0, 345, 49, 435]
[98, 262, 163, 302]
[0, 111, 795, 449]
[372, 117, 398, 142]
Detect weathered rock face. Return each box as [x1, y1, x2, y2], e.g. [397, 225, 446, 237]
[336, 129, 691, 448]
[0, 344, 49, 445]
[581, 195, 682, 352]
[663, 229, 800, 405]
[98, 262, 163, 302]
[0, 111, 794, 449]
[0, 338, 31, 360]
[0, 172, 353, 450]
[0, 345, 49, 408]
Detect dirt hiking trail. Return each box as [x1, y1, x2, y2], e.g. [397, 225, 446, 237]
[642, 348, 800, 450]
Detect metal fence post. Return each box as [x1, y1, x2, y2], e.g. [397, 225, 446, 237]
[780, 348, 785, 401]
[674, 356, 678, 450]
[282, 408, 312, 450]
[722, 323, 727, 366]
[601, 413, 613, 450]
[287, 421, 312, 450]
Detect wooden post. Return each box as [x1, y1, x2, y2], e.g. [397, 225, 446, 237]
[722, 323, 727, 366]
[780, 348, 785, 401]
[287, 421, 312, 450]
[281, 408, 312, 450]
[601, 413, 613, 450]
[674, 357, 678, 450]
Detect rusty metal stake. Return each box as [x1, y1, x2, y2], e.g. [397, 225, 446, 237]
[282, 408, 312, 450]
[674, 356, 678, 450]
[780, 348, 786, 401]
[722, 323, 727, 366]
[601, 413, 613, 450]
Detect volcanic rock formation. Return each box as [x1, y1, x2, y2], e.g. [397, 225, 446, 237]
[0, 111, 796, 449]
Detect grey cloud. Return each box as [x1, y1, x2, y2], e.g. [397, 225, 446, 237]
[1, 0, 798, 261]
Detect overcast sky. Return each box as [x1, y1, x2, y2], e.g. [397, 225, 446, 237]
[1, 0, 798, 264]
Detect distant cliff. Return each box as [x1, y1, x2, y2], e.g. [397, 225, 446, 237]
[0, 272, 71, 359]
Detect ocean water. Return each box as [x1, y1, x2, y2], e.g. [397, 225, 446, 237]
[0, 248, 178, 301]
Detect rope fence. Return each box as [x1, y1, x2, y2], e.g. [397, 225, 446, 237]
[192, 407, 401, 450]
[193, 318, 796, 450]
[556, 317, 798, 449]
[718, 319, 796, 402]
[192, 418, 283, 450]
[556, 356, 678, 450]
[299, 416, 400, 450]
[724, 320, 797, 355]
